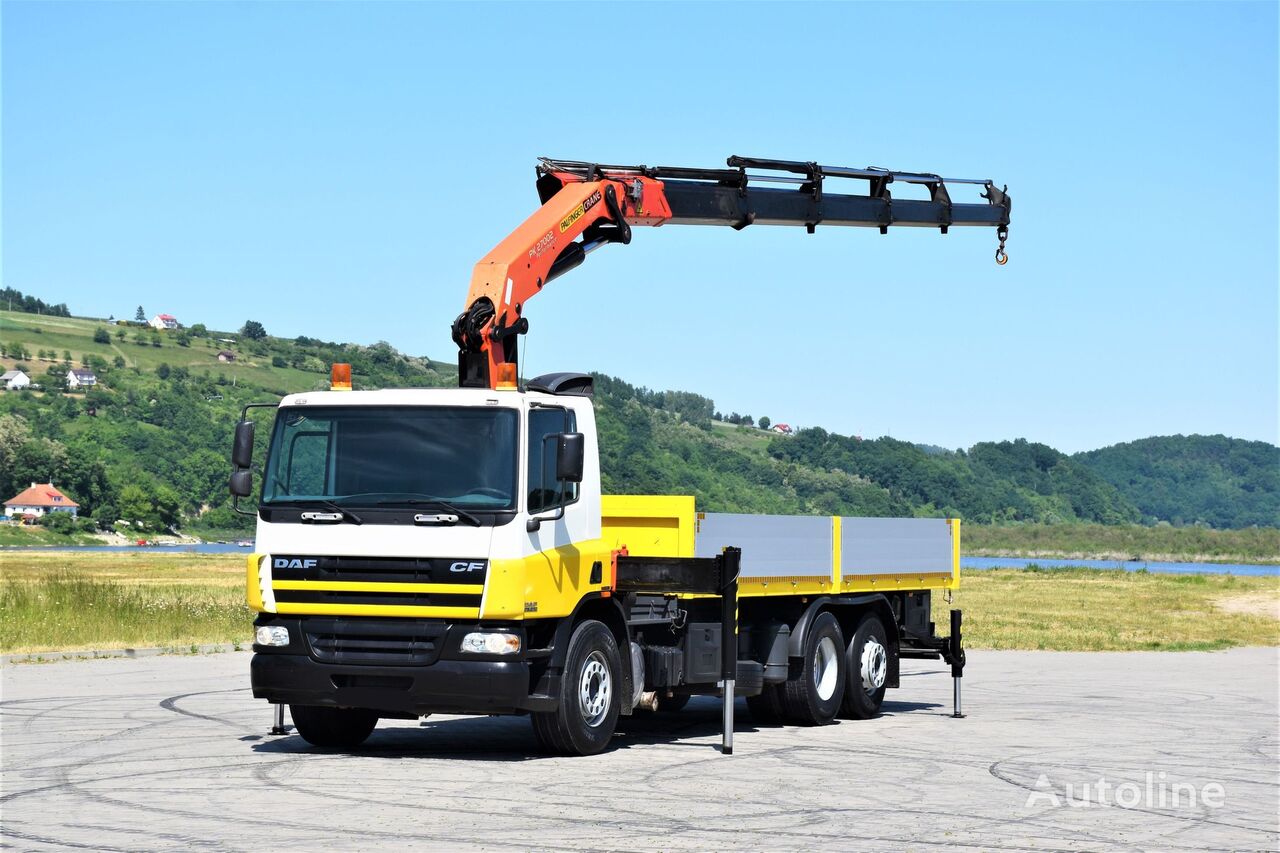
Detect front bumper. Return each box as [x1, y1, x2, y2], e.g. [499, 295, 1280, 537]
[250, 653, 532, 716]
[251, 614, 536, 716]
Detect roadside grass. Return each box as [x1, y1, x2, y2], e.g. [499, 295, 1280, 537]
[2, 552, 1277, 655]
[0, 552, 248, 653]
[942, 566, 1280, 651]
[963, 523, 1280, 565]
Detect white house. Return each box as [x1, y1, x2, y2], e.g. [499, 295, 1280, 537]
[66, 368, 97, 390]
[4, 482, 79, 519]
[1, 369, 30, 390]
[149, 313, 179, 330]
[771, 423, 794, 435]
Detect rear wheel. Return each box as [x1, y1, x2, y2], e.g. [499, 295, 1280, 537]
[781, 612, 845, 725]
[289, 705, 378, 748]
[842, 614, 889, 719]
[532, 620, 622, 755]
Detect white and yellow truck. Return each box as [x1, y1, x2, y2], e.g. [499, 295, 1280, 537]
[235, 373, 966, 755]
[233, 153, 1002, 754]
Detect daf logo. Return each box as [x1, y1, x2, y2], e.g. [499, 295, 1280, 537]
[449, 561, 486, 573]
[274, 558, 318, 570]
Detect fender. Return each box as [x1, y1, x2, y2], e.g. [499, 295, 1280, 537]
[532, 592, 635, 715]
[787, 594, 901, 689]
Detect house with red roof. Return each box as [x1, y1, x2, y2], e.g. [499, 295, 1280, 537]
[149, 313, 180, 330]
[4, 482, 80, 520]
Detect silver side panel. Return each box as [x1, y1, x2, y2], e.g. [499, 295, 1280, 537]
[840, 517, 953, 576]
[695, 513, 832, 578]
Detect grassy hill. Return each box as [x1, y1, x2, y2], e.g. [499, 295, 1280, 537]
[1, 305, 1276, 541]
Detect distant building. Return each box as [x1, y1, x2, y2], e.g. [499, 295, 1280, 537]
[771, 423, 794, 435]
[149, 313, 179, 330]
[1, 369, 30, 390]
[216, 350, 237, 363]
[66, 368, 97, 390]
[4, 482, 79, 519]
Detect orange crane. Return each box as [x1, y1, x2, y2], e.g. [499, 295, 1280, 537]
[453, 155, 1012, 389]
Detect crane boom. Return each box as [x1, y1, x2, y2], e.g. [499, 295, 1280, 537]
[453, 155, 1012, 389]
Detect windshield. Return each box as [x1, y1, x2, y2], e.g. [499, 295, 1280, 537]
[261, 406, 519, 510]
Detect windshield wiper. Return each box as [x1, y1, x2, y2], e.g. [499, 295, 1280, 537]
[271, 499, 363, 525]
[375, 498, 482, 527]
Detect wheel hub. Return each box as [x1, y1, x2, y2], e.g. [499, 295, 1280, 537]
[578, 651, 612, 727]
[813, 636, 840, 701]
[861, 637, 887, 692]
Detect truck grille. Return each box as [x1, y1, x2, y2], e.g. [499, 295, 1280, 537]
[269, 555, 486, 618]
[303, 617, 447, 666]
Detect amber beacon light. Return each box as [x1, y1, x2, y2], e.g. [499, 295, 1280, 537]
[330, 363, 353, 391]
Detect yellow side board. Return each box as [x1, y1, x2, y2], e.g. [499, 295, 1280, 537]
[245, 502, 960, 621]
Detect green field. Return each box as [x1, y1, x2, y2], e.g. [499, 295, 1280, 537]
[0, 525, 103, 547]
[0, 309, 331, 394]
[963, 523, 1280, 564]
[1, 551, 1277, 655]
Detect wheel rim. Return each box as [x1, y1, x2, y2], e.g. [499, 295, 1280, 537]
[578, 651, 612, 727]
[813, 636, 839, 701]
[861, 637, 887, 693]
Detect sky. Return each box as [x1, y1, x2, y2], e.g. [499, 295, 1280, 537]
[2, 1, 1276, 453]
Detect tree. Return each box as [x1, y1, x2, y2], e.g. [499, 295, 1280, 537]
[62, 350, 72, 364]
[93, 328, 111, 344]
[112, 355, 126, 369]
[272, 355, 287, 368]
[119, 484, 151, 525]
[156, 363, 171, 380]
[241, 320, 267, 340]
[39, 511, 77, 534]
[176, 330, 191, 347]
[150, 333, 162, 348]
[115, 329, 126, 342]
[759, 416, 771, 430]
[135, 306, 146, 322]
[189, 323, 207, 337]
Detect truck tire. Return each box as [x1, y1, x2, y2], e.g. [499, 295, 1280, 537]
[289, 705, 378, 748]
[746, 682, 786, 723]
[781, 611, 845, 725]
[842, 614, 889, 719]
[531, 620, 622, 755]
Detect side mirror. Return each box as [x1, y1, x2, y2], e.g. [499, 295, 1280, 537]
[556, 433, 584, 483]
[229, 469, 254, 497]
[231, 420, 255, 469]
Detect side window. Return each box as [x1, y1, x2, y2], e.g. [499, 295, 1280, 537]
[527, 407, 578, 512]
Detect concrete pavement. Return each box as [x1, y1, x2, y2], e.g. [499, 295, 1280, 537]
[2, 648, 1277, 851]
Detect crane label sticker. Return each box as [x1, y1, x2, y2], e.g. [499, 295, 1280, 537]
[559, 189, 602, 233]
[529, 230, 555, 260]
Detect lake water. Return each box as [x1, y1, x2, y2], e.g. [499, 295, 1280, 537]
[962, 556, 1278, 577]
[0, 543, 250, 555]
[1, 545, 1275, 575]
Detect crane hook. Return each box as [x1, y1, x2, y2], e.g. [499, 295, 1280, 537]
[994, 226, 1009, 265]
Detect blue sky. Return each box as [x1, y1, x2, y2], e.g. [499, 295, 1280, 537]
[3, 1, 1276, 453]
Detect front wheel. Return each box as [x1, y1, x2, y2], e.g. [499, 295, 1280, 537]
[289, 705, 378, 748]
[842, 614, 890, 719]
[532, 620, 622, 755]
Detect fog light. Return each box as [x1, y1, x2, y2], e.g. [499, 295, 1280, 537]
[256, 625, 290, 647]
[460, 632, 520, 655]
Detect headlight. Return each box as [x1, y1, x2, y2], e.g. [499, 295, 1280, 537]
[255, 625, 290, 647]
[460, 632, 521, 655]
